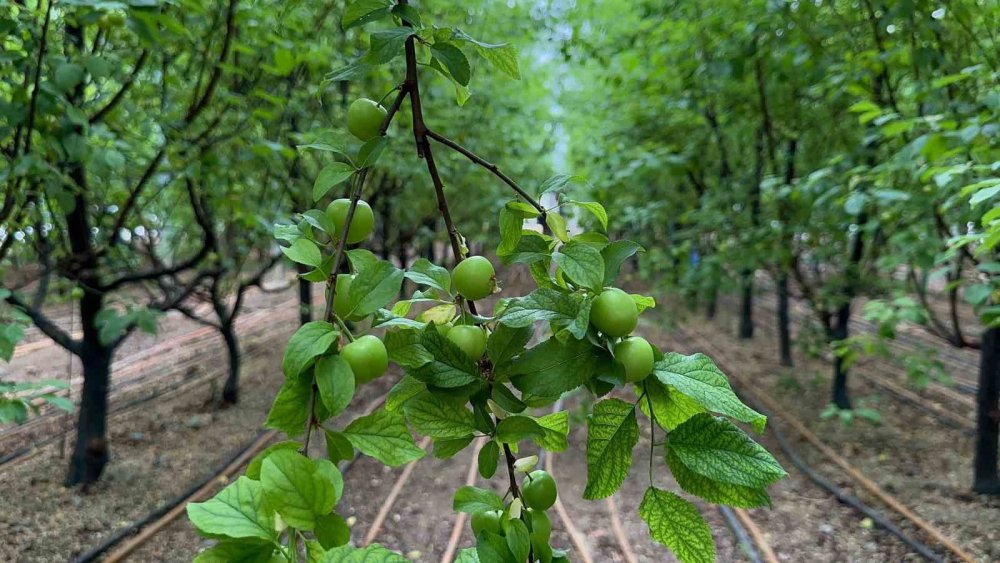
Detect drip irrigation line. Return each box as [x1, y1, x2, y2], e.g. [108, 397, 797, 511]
[717, 506, 764, 563]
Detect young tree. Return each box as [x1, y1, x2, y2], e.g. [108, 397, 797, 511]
[185, 2, 786, 561]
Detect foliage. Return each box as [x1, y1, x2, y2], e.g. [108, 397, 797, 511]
[184, 2, 785, 562]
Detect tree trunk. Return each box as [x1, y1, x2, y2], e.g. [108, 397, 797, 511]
[739, 272, 754, 339]
[220, 322, 240, 406]
[973, 326, 1000, 494]
[830, 304, 852, 409]
[777, 273, 793, 366]
[296, 262, 311, 326]
[66, 292, 113, 486]
[705, 287, 718, 320]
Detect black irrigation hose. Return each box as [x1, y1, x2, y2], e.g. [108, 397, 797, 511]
[716, 506, 764, 563]
[742, 392, 945, 563]
[72, 429, 273, 563]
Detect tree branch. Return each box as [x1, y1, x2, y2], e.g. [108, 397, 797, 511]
[89, 50, 149, 124]
[4, 292, 81, 356]
[99, 177, 216, 291]
[426, 129, 546, 218]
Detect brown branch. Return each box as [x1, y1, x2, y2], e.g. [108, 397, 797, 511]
[89, 50, 149, 124]
[426, 129, 546, 217]
[184, 0, 237, 123]
[908, 267, 960, 345]
[102, 0, 237, 253]
[4, 292, 80, 356]
[99, 177, 215, 291]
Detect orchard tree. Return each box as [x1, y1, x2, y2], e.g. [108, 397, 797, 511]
[185, 1, 786, 561]
[0, 0, 350, 485]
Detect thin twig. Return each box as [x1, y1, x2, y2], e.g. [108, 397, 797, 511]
[426, 129, 545, 217]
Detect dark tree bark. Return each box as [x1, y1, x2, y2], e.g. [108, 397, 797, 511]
[67, 291, 112, 485]
[739, 280, 754, 339]
[776, 273, 793, 366]
[830, 303, 853, 409]
[705, 287, 718, 320]
[220, 322, 240, 405]
[739, 130, 765, 339]
[297, 262, 312, 326]
[974, 326, 1000, 494]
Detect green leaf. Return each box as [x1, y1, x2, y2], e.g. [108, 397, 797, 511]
[639, 487, 715, 563]
[282, 238, 323, 268]
[324, 429, 355, 465]
[545, 213, 569, 243]
[568, 200, 608, 231]
[495, 415, 544, 443]
[632, 294, 656, 313]
[346, 260, 404, 317]
[315, 513, 351, 549]
[532, 410, 569, 452]
[478, 440, 500, 478]
[553, 240, 605, 292]
[0, 322, 24, 362]
[410, 325, 481, 388]
[260, 450, 339, 530]
[453, 485, 504, 513]
[386, 375, 427, 411]
[342, 0, 393, 29]
[283, 322, 339, 378]
[315, 355, 355, 418]
[431, 42, 472, 86]
[497, 207, 524, 257]
[357, 136, 388, 168]
[245, 441, 301, 480]
[314, 162, 355, 202]
[653, 353, 766, 432]
[404, 258, 451, 292]
[487, 323, 533, 368]
[491, 384, 527, 414]
[505, 518, 531, 562]
[192, 540, 275, 563]
[583, 398, 639, 499]
[391, 4, 422, 26]
[321, 544, 410, 562]
[403, 391, 477, 439]
[476, 531, 516, 563]
[343, 408, 426, 467]
[639, 378, 705, 430]
[475, 44, 520, 80]
[364, 28, 415, 64]
[54, 62, 85, 92]
[434, 435, 474, 459]
[385, 329, 434, 369]
[601, 240, 643, 286]
[667, 450, 772, 508]
[971, 185, 1000, 206]
[666, 414, 786, 489]
[508, 337, 598, 398]
[187, 477, 276, 541]
[455, 548, 480, 563]
[265, 376, 312, 437]
[498, 289, 587, 339]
